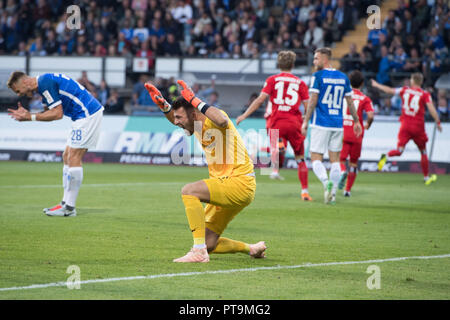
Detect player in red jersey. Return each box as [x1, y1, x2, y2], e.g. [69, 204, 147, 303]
[338, 70, 375, 197]
[371, 73, 442, 184]
[237, 50, 312, 201]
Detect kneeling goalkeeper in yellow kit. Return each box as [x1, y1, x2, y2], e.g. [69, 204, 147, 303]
[145, 80, 267, 263]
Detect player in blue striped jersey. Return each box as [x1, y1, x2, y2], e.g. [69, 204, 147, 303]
[301, 48, 362, 204]
[7, 71, 104, 217]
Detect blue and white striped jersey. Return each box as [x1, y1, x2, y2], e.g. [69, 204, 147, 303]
[309, 68, 352, 129]
[37, 73, 103, 121]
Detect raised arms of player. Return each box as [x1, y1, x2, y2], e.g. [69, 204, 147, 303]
[236, 92, 268, 125]
[177, 80, 228, 128]
[371, 79, 397, 95]
[144, 83, 175, 124]
[425, 100, 443, 132]
[8, 102, 63, 121]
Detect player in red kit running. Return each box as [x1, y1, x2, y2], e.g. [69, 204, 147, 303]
[339, 71, 375, 197]
[237, 50, 312, 201]
[371, 73, 442, 184]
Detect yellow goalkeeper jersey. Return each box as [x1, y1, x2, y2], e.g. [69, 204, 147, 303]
[194, 110, 254, 179]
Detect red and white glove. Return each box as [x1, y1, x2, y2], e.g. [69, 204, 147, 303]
[144, 82, 172, 113]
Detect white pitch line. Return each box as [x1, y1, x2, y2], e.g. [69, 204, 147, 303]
[1, 253, 449, 292]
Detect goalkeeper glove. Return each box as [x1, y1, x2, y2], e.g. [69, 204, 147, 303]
[177, 80, 205, 110]
[144, 83, 172, 113]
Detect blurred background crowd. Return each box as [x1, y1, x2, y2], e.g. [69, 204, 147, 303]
[0, 0, 448, 119]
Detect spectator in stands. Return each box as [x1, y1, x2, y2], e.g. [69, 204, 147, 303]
[261, 42, 278, 59]
[403, 48, 421, 73]
[77, 71, 96, 94]
[149, 18, 166, 40]
[297, 0, 315, 24]
[437, 90, 448, 120]
[136, 39, 154, 69]
[427, 27, 446, 51]
[383, 10, 398, 36]
[415, 0, 431, 29]
[171, 0, 193, 46]
[341, 43, 361, 72]
[318, 0, 333, 20]
[97, 80, 110, 107]
[105, 88, 124, 114]
[17, 41, 27, 56]
[403, 34, 421, 57]
[403, 9, 419, 37]
[376, 45, 391, 85]
[29, 36, 47, 56]
[133, 74, 154, 106]
[255, 0, 270, 24]
[303, 19, 324, 50]
[322, 9, 340, 45]
[75, 44, 88, 57]
[241, 92, 264, 117]
[133, 18, 150, 42]
[44, 29, 59, 55]
[162, 33, 182, 56]
[390, 46, 407, 72]
[334, 0, 353, 35]
[367, 27, 388, 47]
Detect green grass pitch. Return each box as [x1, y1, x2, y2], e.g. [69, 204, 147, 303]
[0, 162, 449, 299]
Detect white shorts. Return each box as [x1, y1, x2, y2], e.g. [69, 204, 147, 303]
[309, 126, 343, 154]
[67, 108, 103, 149]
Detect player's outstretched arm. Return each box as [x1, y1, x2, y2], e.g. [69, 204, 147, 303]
[177, 80, 228, 128]
[345, 95, 362, 137]
[144, 82, 175, 124]
[301, 93, 318, 136]
[8, 102, 63, 121]
[371, 79, 397, 95]
[365, 111, 375, 130]
[236, 93, 268, 125]
[426, 101, 443, 132]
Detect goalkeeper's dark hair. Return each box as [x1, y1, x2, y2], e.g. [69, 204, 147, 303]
[349, 70, 364, 89]
[172, 96, 195, 112]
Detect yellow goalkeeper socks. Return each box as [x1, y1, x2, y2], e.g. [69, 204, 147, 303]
[212, 237, 250, 254]
[181, 195, 206, 248]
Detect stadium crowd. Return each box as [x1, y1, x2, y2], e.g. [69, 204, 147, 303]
[0, 0, 448, 118]
[0, 0, 371, 60]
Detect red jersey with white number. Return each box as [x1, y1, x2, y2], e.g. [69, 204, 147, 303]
[343, 89, 374, 143]
[261, 72, 309, 126]
[397, 86, 431, 128]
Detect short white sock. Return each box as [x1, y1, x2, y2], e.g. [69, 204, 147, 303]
[312, 160, 328, 188]
[301, 188, 309, 194]
[193, 244, 206, 249]
[62, 165, 69, 204]
[330, 162, 341, 194]
[66, 167, 83, 208]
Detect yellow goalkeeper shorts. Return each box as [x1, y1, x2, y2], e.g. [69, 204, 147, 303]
[203, 174, 256, 235]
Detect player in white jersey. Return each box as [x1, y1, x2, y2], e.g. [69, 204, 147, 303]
[301, 48, 362, 204]
[7, 71, 104, 217]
